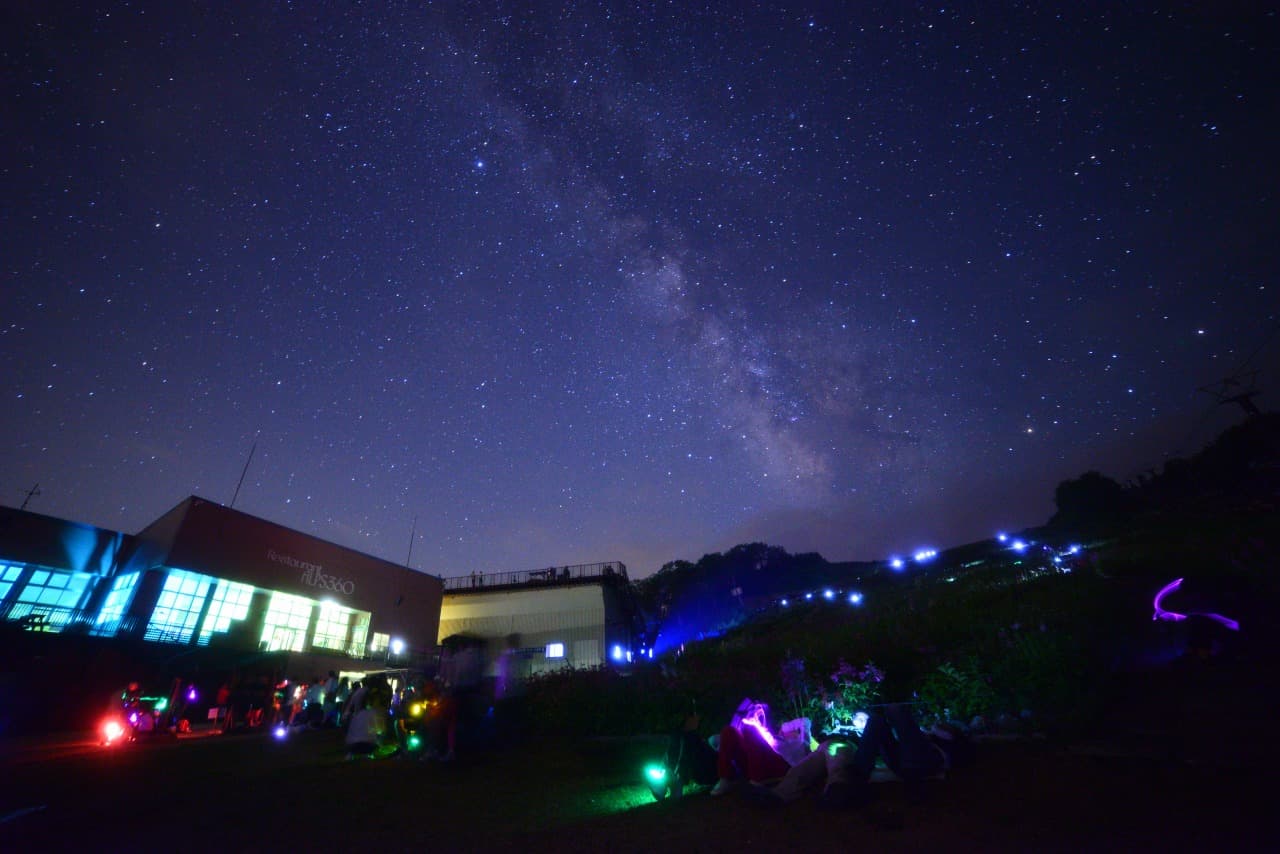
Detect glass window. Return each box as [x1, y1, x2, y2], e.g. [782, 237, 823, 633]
[312, 601, 359, 651]
[368, 632, 390, 656]
[145, 569, 213, 644]
[7, 567, 95, 632]
[0, 563, 23, 602]
[92, 572, 140, 636]
[545, 642, 565, 659]
[347, 611, 371, 657]
[197, 580, 256, 646]
[260, 591, 314, 652]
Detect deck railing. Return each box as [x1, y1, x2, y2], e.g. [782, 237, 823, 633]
[442, 560, 627, 592]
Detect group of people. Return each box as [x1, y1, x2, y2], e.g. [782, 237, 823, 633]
[653, 697, 971, 808]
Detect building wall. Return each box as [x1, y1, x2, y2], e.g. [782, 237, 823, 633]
[134, 497, 442, 652]
[1, 499, 443, 667]
[439, 584, 625, 672]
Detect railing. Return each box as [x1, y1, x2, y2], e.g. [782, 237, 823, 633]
[442, 560, 628, 592]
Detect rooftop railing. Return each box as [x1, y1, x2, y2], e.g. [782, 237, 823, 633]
[442, 560, 628, 592]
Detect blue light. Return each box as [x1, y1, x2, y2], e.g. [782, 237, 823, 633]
[913, 548, 938, 563]
[889, 557, 905, 570]
[1011, 540, 1027, 552]
[611, 644, 624, 662]
[780, 598, 789, 606]
[804, 592, 813, 601]
[848, 592, 862, 604]
[997, 533, 1008, 543]
[823, 589, 835, 600]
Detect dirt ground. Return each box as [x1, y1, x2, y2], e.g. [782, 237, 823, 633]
[1, 716, 1274, 853]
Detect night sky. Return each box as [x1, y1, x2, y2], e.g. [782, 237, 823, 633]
[3, 3, 1277, 579]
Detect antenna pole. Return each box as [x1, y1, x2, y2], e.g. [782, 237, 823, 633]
[19, 483, 41, 511]
[406, 515, 418, 567]
[231, 443, 256, 509]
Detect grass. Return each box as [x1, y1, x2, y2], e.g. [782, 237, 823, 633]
[2, 714, 1274, 852]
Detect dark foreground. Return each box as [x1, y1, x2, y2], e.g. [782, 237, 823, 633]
[1, 719, 1275, 853]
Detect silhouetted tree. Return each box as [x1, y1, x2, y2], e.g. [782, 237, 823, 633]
[1049, 470, 1131, 533]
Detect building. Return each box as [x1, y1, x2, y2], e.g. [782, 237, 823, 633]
[437, 562, 645, 676]
[0, 496, 443, 666]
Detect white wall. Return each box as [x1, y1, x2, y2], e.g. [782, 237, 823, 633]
[438, 584, 608, 671]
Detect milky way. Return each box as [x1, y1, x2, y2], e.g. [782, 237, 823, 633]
[2, 3, 1276, 577]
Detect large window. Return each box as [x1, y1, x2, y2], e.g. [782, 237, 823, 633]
[347, 611, 371, 657]
[260, 591, 314, 652]
[312, 601, 361, 652]
[93, 572, 140, 636]
[145, 569, 214, 644]
[0, 563, 25, 604]
[7, 568, 96, 631]
[197, 580, 255, 646]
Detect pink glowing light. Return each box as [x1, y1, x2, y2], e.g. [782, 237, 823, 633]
[1152, 578, 1240, 631]
[739, 709, 778, 750]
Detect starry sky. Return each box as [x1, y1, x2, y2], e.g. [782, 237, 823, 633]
[2, 2, 1277, 579]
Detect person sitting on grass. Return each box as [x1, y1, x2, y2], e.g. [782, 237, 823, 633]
[345, 696, 389, 760]
[763, 704, 966, 807]
[649, 707, 719, 800]
[710, 699, 812, 795]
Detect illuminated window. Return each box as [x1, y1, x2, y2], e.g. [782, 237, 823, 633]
[8, 568, 95, 631]
[347, 611, 371, 657]
[369, 632, 390, 656]
[93, 572, 140, 636]
[145, 569, 214, 643]
[260, 591, 315, 652]
[312, 601, 364, 652]
[0, 563, 25, 602]
[545, 642, 565, 659]
[197, 580, 255, 646]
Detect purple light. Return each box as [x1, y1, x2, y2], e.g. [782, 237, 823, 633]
[1152, 578, 1240, 631]
[273, 724, 288, 739]
[187, 687, 198, 702]
[740, 711, 778, 750]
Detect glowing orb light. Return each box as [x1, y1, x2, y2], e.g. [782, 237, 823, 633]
[848, 592, 862, 604]
[273, 724, 288, 740]
[645, 765, 667, 783]
[408, 735, 421, 750]
[823, 589, 835, 600]
[390, 637, 406, 656]
[889, 557, 905, 570]
[103, 719, 126, 744]
[187, 687, 198, 702]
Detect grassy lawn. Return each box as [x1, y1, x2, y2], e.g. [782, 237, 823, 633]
[2, 722, 1273, 852]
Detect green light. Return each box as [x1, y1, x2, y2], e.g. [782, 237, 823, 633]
[408, 735, 421, 750]
[153, 697, 168, 712]
[645, 765, 666, 783]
